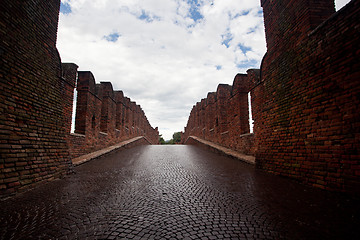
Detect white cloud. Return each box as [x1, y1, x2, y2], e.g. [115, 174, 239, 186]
[59, 0, 350, 140]
[57, 0, 267, 140]
[335, 0, 351, 10]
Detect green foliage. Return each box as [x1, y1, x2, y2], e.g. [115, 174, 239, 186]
[159, 132, 182, 145]
[159, 135, 166, 145]
[172, 132, 181, 143]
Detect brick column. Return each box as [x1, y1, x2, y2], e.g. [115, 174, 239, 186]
[232, 74, 250, 135]
[216, 84, 232, 142]
[261, 0, 335, 53]
[61, 63, 78, 136]
[206, 92, 216, 141]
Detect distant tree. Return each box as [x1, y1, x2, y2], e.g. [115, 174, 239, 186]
[159, 135, 166, 145]
[172, 132, 181, 144]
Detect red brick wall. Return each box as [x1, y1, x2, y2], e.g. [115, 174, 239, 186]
[184, 0, 360, 193]
[67, 134, 86, 159]
[256, 0, 360, 192]
[183, 74, 255, 156]
[0, 0, 71, 196]
[0, 0, 159, 198]
[61, 63, 79, 137]
[115, 91, 126, 136]
[260, 0, 335, 54]
[66, 71, 159, 158]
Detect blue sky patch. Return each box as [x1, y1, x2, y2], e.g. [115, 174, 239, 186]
[188, 0, 203, 22]
[247, 29, 256, 34]
[188, 7, 203, 22]
[60, 2, 72, 14]
[104, 33, 121, 42]
[236, 59, 258, 70]
[238, 44, 251, 54]
[230, 10, 250, 19]
[221, 31, 233, 48]
[139, 10, 161, 22]
[139, 10, 152, 22]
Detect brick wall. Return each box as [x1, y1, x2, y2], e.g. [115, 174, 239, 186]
[256, 0, 360, 192]
[66, 69, 159, 158]
[184, 0, 360, 193]
[0, 0, 71, 196]
[0, 0, 159, 198]
[183, 73, 256, 156]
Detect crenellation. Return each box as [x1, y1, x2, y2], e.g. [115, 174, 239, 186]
[68, 74, 159, 158]
[216, 84, 232, 140]
[114, 90, 125, 136]
[1, 0, 158, 198]
[184, 0, 360, 193]
[61, 63, 78, 138]
[231, 74, 250, 136]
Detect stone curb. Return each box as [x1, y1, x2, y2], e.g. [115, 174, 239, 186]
[185, 136, 256, 165]
[72, 136, 149, 166]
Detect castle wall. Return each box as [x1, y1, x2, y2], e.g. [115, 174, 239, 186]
[184, 0, 360, 193]
[256, 0, 360, 192]
[65, 71, 159, 159]
[183, 74, 255, 156]
[0, 0, 158, 198]
[0, 0, 71, 196]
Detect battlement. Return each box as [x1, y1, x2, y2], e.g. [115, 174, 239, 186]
[0, 0, 158, 198]
[63, 67, 159, 159]
[184, 0, 360, 193]
[261, 0, 335, 52]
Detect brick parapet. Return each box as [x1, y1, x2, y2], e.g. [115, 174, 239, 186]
[256, 0, 359, 193]
[68, 72, 159, 158]
[62, 63, 78, 87]
[98, 82, 117, 137]
[75, 71, 99, 135]
[0, 0, 159, 198]
[72, 136, 151, 166]
[114, 91, 125, 133]
[61, 63, 79, 137]
[0, 0, 72, 197]
[260, 0, 335, 54]
[184, 0, 360, 194]
[183, 76, 255, 155]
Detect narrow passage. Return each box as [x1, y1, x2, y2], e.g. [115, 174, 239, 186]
[0, 145, 358, 239]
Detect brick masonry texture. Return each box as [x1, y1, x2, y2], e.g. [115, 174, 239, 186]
[183, 73, 257, 156]
[67, 70, 159, 158]
[0, 0, 158, 198]
[183, 0, 360, 193]
[0, 0, 70, 197]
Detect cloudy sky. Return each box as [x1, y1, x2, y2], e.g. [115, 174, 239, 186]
[57, 0, 351, 140]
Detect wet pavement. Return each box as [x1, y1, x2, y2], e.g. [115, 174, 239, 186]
[0, 145, 359, 240]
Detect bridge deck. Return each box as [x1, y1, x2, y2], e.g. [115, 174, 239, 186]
[0, 145, 359, 239]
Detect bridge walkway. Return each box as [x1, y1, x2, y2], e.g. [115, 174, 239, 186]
[0, 145, 359, 239]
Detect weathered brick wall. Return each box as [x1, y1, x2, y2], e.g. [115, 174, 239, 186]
[61, 63, 78, 145]
[183, 74, 255, 156]
[67, 133, 86, 159]
[184, 0, 360, 193]
[65, 69, 159, 158]
[256, 0, 360, 192]
[0, 0, 71, 196]
[0, 0, 159, 198]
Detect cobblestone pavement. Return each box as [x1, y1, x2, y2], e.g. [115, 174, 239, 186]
[1, 145, 359, 240]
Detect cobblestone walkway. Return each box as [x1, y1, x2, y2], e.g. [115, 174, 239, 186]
[1, 145, 359, 239]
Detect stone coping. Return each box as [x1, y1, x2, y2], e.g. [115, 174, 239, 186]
[72, 136, 148, 166]
[186, 136, 256, 165]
